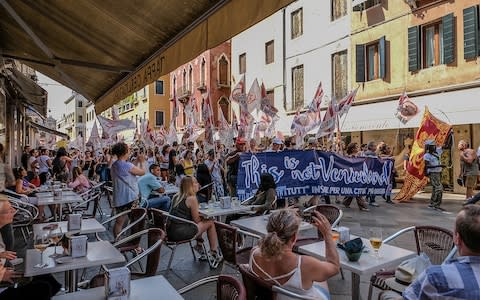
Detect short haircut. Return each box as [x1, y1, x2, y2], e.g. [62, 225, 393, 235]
[111, 142, 128, 157]
[456, 205, 480, 253]
[149, 163, 160, 172]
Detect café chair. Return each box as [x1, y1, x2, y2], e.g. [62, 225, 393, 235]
[238, 264, 322, 300]
[89, 228, 165, 288]
[8, 197, 39, 242]
[214, 221, 261, 268]
[96, 207, 147, 243]
[367, 225, 454, 300]
[178, 275, 246, 300]
[148, 208, 200, 270]
[64, 191, 102, 219]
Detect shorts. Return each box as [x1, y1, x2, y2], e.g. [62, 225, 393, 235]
[465, 175, 478, 188]
[115, 201, 134, 213]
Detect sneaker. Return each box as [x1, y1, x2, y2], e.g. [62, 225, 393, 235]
[193, 244, 208, 261]
[359, 207, 370, 212]
[208, 250, 223, 268]
[427, 204, 435, 209]
[369, 202, 379, 207]
[385, 200, 395, 204]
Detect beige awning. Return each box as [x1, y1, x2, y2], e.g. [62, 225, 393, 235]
[28, 120, 69, 139]
[0, 0, 295, 113]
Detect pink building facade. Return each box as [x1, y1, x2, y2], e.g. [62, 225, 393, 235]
[169, 41, 232, 132]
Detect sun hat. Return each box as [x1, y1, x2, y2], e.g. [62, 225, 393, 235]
[385, 254, 430, 292]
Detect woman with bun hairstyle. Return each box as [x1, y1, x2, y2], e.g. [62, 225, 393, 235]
[249, 209, 339, 299]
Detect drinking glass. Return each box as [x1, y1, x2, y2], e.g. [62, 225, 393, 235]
[34, 233, 50, 268]
[331, 229, 340, 243]
[232, 197, 239, 207]
[369, 228, 383, 259]
[49, 226, 64, 258]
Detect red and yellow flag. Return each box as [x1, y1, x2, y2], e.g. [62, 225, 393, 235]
[395, 107, 452, 202]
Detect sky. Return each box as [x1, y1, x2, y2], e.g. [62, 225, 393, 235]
[37, 72, 73, 120]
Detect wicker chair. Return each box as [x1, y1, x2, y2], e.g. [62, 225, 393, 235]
[214, 221, 260, 268]
[367, 225, 454, 300]
[178, 275, 247, 300]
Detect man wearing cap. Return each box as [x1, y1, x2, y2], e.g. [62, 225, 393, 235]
[380, 204, 480, 300]
[226, 137, 246, 197]
[305, 137, 317, 150]
[266, 138, 284, 152]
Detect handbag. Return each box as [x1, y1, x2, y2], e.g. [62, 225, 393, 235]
[457, 176, 466, 186]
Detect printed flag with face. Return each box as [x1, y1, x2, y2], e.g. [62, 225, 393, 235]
[395, 91, 419, 124]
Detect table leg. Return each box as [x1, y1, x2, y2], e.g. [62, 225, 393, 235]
[59, 203, 63, 221]
[351, 272, 360, 300]
[67, 269, 77, 292]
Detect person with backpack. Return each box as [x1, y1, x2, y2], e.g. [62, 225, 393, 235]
[51, 147, 71, 183]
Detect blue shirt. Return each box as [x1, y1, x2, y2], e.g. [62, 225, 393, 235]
[111, 160, 138, 207]
[403, 256, 480, 300]
[424, 148, 443, 174]
[138, 172, 164, 202]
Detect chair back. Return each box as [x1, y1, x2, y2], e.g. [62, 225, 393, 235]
[215, 221, 239, 265]
[238, 264, 274, 300]
[217, 274, 247, 300]
[144, 228, 165, 276]
[149, 208, 168, 231]
[314, 205, 342, 227]
[414, 226, 454, 265]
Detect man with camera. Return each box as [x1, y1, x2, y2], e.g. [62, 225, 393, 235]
[423, 140, 447, 212]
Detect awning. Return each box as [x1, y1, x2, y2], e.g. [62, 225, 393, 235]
[2, 67, 47, 116]
[341, 87, 480, 132]
[28, 121, 69, 139]
[0, 0, 295, 113]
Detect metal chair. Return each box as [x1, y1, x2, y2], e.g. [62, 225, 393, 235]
[148, 208, 200, 270]
[178, 275, 247, 300]
[96, 207, 147, 243]
[214, 221, 260, 268]
[367, 225, 454, 300]
[272, 285, 326, 300]
[64, 191, 102, 219]
[9, 197, 39, 243]
[89, 228, 165, 288]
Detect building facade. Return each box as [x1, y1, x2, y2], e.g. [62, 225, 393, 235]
[169, 41, 232, 133]
[347, 0, 480, 191]
[56, 92, 87, 142]
[231, 0, 351, 134]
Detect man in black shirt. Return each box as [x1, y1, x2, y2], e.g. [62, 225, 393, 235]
[226, 137, 246, 197]
[20, 145, 30, 170]
[168, 141, 178, 183]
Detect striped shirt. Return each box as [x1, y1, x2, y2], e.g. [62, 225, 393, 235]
[403, 256, 480, 300]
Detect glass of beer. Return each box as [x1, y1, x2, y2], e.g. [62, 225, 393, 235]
[369, 228, 383, 259]
[49, 226, 64, 258]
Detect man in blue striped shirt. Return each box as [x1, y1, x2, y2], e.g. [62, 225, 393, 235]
[381, 205, 480, 300]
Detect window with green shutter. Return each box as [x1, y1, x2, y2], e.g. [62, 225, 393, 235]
[463, 6, 479, 60]
[356, 44, 366, 82]
[356, 36, 386, 82]
[408, 26, 420, 72]
[442, 13, 455, 64]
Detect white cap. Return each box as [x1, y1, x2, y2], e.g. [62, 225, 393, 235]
[272, 138, 284, 145]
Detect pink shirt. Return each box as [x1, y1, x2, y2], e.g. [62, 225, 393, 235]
[68, 175, 91, 192]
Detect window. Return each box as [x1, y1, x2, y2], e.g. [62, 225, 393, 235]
[218, 97, 231, 123]
[291, 65, 304, 111]
[463, 6, 479, 60]
[291, 8, 303, 39]
[78, 131, 83, 137]
[182, 69, 187, 93]
[218, 55, 229, 85]
[239, 53, 246, 74]
[265, 40, 274, 64]
[78, 101, 83, 107]
[266, 90, 275, 108]
[155, 111, 165, 127]
[355, 36, 386, 82]
[332, 50, 348, 100]
[331, 0, 347, 21]
[143, 112, 146, 120]
[353, 0, 382, 11]
[408, 14, 454, 71]
[200, 58, 206, 86]
[188, 66, 193, 92]
[155, 80, 164, 95]
[78, 115, 83, 123]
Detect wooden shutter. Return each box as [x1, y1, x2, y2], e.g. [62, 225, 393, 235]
[442, 13, 455, 64]
[355, 44, 365, 82]
[408, 26, 420, 72]
[463, 6, 479, 59]
[378, 36, 386, 79]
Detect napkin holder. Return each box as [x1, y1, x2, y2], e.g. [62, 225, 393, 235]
[105, 267, 131, 300]
[220, 196, 231, 209]
[67, 214, 82, 231]
[67, 235, 87, 258]
[53, 189, 62, 200]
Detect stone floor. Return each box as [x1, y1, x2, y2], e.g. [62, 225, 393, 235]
[12, 190, 465, 299]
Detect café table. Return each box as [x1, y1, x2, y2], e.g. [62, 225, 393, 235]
[37, 193, 84, 220]
[231, 214, 314, 237]
[25, 240, 125, 292]
[52, 275, 182, 300]
[33, 218, 106, 236]
[198, 203, 256, 222]
[298, 236, 416, 300]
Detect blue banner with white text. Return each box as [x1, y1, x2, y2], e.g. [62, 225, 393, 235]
[236, 150, 394, 200]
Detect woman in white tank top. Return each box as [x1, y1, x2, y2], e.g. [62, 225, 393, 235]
[248, 209, 340, 300]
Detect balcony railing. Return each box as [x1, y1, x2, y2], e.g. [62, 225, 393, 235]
[176, 86, 192, 99]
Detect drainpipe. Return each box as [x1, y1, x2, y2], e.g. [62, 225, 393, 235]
[282, 8, 287, 110]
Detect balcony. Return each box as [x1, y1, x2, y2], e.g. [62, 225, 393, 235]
[176, 86, 192, 100]
[216, 80, 230, 89]
[196, 81, 207, 91]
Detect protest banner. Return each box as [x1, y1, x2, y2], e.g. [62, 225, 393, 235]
[236, 150, 394, 200]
